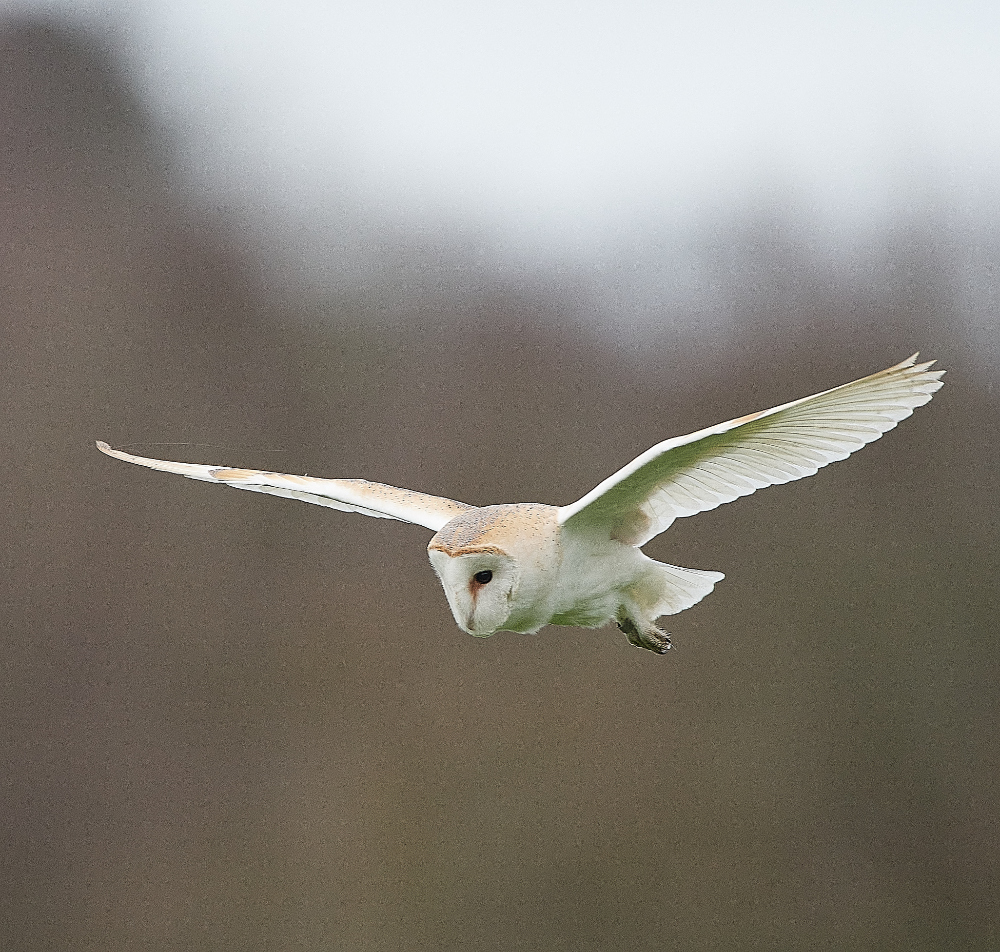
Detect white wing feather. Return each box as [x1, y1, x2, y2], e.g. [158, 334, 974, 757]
[557, 354, 944, 545]
[95, 442, 472, 532]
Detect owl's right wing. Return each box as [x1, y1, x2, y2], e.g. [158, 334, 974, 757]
[557, 354, 943, 546]
[96, 442, 473, 532]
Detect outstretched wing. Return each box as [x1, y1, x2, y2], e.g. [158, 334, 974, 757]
[557, 354, 944, 546]
[96, 442, 473, 532]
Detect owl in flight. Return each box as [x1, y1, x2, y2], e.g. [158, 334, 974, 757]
[98, 354, 942, 653]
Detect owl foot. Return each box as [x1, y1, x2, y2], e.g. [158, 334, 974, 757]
[616, 616, 672, 653]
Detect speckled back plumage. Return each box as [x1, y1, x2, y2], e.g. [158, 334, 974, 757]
[427, 504, 558, 557]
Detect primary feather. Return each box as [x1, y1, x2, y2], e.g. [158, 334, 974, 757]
[94, 442, 471, 531]
[557, 354, 943, 546]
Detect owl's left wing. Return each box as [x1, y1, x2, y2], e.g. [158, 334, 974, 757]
[96, 442, 473, 532]
[557, 354, 943, 546]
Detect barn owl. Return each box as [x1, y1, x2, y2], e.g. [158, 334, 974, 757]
[97, 353, 942, 653]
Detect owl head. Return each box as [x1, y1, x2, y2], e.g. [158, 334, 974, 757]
[426, 545, 519, 636]
[426, 504, 560, 637]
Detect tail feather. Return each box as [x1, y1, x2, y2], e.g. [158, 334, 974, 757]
[653, 562, 725, 616]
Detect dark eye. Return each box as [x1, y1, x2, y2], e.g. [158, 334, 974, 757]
[473, 570, 493, 585]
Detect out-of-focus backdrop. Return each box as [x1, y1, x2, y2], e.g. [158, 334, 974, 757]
[3, 3, 998, 950]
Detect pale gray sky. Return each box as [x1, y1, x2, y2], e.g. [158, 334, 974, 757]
[23, 2, 996, 228]
[10, 0, 1000, 335]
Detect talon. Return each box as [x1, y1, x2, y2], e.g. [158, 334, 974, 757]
[645, 632, 672, 653]
[616, 615, 672, 653]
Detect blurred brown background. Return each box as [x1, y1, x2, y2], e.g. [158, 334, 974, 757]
[3, 12, 998, 952]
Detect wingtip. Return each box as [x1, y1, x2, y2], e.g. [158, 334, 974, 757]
[900, 352, 927, 370]
[907, 354, 945, 385]
[894, 353, 944, 383]
[96, 440, 132, 463]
